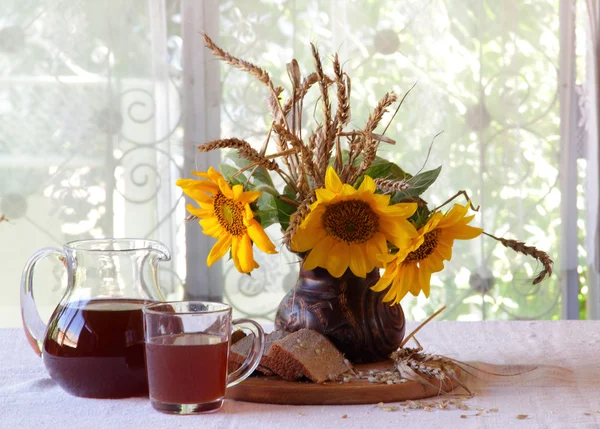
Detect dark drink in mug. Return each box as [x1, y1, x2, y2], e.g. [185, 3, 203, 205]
[145, 333, 228, 404]
[143, 301, 264, 414]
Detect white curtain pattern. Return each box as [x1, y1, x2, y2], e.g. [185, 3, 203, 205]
[218, 0, 568, 321]
[0, 0, 186, 326]
[0, 0, 594, 327]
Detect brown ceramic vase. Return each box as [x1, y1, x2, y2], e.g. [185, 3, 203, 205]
[274, 263, 406, 363]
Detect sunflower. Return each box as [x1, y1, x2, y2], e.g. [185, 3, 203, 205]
[176, 167, 276, 274]
[372, 202, 483, 304]
[290, 166, 418, 278]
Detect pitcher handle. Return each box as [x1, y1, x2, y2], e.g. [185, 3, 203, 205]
[227, 318, 265, 388]
[20, 247, 66, 356]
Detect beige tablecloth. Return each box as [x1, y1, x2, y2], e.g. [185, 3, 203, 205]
[1, 321, 600, 429]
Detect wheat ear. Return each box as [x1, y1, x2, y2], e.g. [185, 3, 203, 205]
[198, 138, 280, 171]
[374, 178, 411, 193]
[203, 33, 271, 85]
[283, 191, 316, 247]
[484, 232, 553, 284]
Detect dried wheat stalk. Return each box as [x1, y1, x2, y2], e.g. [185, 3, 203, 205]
[204, 33, 294, 174]
[346, 92, 399, 183]
[308, 125, 322, 152]
[391, 347, 471, 395]
[273, 123, 318, 185]
[283, 191, 316, 247]
[203, 33, 271, 86]
[333, 53, 350, 129]
[282, 72, 323, 117]
[484, 232, 553, 284]
[365, 92, 398, 134]
[268, 86, 285, 123]
[198, 138, 280, 172]
[311, 43, 338, 182]
[315, 121, 338, 184]
[375, 178, 411, 193]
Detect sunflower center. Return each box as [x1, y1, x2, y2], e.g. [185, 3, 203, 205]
[213, 191, 246, 236]
[322, 200, 379, 243]
[405, 229, 440, 262]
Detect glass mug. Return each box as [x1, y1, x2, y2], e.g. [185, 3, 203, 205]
[143, 301, 264, 414]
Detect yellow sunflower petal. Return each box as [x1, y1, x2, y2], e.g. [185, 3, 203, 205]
[418, 264, 432, 298]
[381, 218, 418, 248]
[200, 217, 223, 237]
[315, 188, 336, 203]
[192, 167, 225, 184]
[180, 187, 214, 203]
[327, 241, 350, 278]
[176, 178, 219, 193]
[207, 167, 226, 183]
[425, 251, 445, 272]
[298, 206, 325, 231]
[217, 179, 233, 198]
[358, 175, 376, 193]
[372, 276, 392, 293]
[191, 170, 210, 179]
[290, 225, 326, 252]
[237, 234, 255, 273]
[231, 236, 243, 273]
[435, 239, 453, 261]
[238, 190, 262, 204]
[365, 232, 388, 268]
[349, 243, 368, 278]
[185, 204, 213, 219]
[206, 235, 232, 266]
[378, 202, 417, 217]
[325, 166, 343, 193]
[339, 184, 356, 196]
[232, 184, 244, 200]
[405, 264, 420, 297]
[383, 268, 407, 303]
[372, 258, 398, 291]
[437, 203, 470, 227]
[371, 193, 391, 207]
[246, 219, 277, 254]
[303, 236, 336, 271]
[443, 224, 483, 240]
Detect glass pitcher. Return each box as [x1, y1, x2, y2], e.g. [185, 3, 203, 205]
[21, 238, 170, 398]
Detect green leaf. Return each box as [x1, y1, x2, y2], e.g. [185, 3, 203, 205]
[274, 187, 297, 232]
[253, 192, 279, 229]
[219, 164, 247, 186]
[226, 152, 274, 188]
[391, 166, 442, 202]
[354, 158, 411, 188]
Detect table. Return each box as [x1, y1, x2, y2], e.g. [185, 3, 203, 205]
[2, 321, 600, 429]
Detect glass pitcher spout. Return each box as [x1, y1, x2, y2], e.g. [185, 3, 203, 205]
[144, 240, 171, 262]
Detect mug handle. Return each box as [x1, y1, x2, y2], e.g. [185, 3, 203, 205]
[20, 247, 67, 356]
[227, 318, 265, 388]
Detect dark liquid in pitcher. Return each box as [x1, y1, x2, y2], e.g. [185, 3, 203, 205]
[43, 298, 151, 398]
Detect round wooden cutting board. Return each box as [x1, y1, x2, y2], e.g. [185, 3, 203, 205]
[226, 360, 461, 405]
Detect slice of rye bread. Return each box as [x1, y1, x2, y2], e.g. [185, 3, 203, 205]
[268, 328, 353, 383]
[231, 329, 247, 345]
[228, 330, 290, 376]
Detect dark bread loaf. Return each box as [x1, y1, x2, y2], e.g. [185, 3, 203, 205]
[268, 328, 353, 383]
[229, 330, 290, 376]
[231, 329, 247, 345]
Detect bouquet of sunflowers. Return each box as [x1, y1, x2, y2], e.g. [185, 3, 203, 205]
[177, 35, 553, 306]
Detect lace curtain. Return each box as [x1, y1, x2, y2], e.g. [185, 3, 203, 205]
[0, 0, 186, 326]
[218, 0, 569, 322]
[0, 0, 591, 327]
